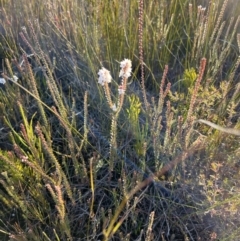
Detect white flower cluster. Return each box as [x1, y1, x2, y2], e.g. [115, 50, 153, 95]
[97, 59, 132, 112]
[11, 75, 19, 82]
[0, 78, 6, 84]
[97, 59, 132, 86]
[97, 67, 112, 86]
[111, 103, 117, 112]
[0, 75, 18, 85]
[118, 85, 125, 95]
[119, 59, 132, 79]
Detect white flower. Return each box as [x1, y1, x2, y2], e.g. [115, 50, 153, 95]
[11, 75, 18, 82]
[98, 67, 112, 86]
[21, 156, 28, 162]
[118, 85, 125, 95]
[119, 59, 132, 78]
[0, 78, 6, 84]
[0, 75, 18, 84]
[111, 103, 117, 112]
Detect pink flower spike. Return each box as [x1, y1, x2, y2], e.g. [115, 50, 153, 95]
[98, 67, 112, 86]
[119, 59, 132, 78]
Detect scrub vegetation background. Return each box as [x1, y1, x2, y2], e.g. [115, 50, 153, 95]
[0, 0, 240, 240]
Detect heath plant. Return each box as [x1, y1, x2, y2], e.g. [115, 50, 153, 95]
[97, 59, 132, 173]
